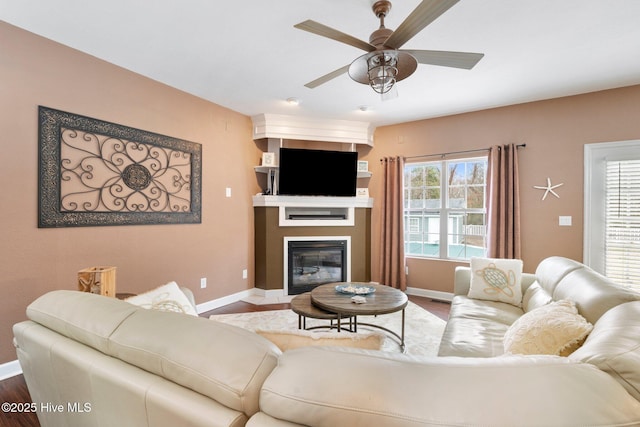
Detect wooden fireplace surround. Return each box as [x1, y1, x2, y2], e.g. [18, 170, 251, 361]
[253, 195, 372, 293]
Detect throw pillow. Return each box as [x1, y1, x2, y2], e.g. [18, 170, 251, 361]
[468, 257, 524, 307]
[503, 299, 593, 356]
[255, 329, 384, 352]
[125, 281, 197, 316]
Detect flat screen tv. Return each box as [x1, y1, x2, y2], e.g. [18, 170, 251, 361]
[278, 148, 358, 197]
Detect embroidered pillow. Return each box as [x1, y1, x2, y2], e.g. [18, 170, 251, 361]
[468, 257, 523, 307]
[503, 299, 593, 356]
[125, 281, 197, 316]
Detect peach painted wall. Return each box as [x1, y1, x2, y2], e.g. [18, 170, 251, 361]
[365, 85, 640, 294]
[3, 19, 640, 367]
[0, 22, 262, 364]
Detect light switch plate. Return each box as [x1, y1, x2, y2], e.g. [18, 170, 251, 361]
[559, 216, 572, 226]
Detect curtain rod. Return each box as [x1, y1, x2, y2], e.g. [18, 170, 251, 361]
[396, 143, 526, 161]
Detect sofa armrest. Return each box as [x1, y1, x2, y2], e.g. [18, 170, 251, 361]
[454, 266, 537, 296]
[454, 266, 472, 295]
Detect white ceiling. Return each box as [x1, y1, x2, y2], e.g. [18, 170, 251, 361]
[2, 0, 640, 127]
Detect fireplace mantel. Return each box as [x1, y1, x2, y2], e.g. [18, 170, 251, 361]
[253, 195, 373, 227]
[252, 195, 373, 208]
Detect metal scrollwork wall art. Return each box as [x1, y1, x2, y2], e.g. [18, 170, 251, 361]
[38, 106, 202, 227]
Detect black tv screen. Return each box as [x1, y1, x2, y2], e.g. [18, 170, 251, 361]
[278, 148, 358, 197]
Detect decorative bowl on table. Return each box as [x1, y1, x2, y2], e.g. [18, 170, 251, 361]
[335, 284, 376, 295]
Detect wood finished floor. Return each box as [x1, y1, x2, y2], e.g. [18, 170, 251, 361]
[0, 295, 450, 427]
[202, 294, 451, 321]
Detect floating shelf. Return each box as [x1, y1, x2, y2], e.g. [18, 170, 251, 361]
[254, 165, 277, 174]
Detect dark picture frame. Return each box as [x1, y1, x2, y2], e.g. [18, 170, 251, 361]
[38, 106, 202, 227]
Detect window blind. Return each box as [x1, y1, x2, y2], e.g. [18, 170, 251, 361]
[605, 159, 640, 292]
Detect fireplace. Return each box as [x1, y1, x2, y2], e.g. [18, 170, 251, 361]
[285, 238, 349, 295]
[253, 198, 371, 299]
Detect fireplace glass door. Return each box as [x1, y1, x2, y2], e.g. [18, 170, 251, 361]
[287, 240, 347, 295]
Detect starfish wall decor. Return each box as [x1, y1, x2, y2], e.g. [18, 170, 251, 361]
[533, 177, 564, 200]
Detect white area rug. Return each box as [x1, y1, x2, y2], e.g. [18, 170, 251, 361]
[210, 301, 446, 356]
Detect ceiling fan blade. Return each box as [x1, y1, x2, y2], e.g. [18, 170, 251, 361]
[294, 20, 376, 52]
[403, 49, 484, 69]
[304, 65, 350, 89]
[385, 0, 459, 49]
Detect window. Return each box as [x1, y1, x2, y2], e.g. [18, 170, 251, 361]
[404, 157, 488, 260]
[605, 159, 640, 289]
[585, 140, 640, 293]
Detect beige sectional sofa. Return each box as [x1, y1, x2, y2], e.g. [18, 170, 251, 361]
[13, 256, 640, 426]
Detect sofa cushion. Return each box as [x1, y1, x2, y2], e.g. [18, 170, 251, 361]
[125, 281, 197, 316]
[570, 301, 640, 401]
[503, 300, 593, 356]
[109, 308, 280, 417]
[26, 290, 281, 418]
[259, 346, 640, 427]
[13, 320, 250, 427]
[534, 256, 583, 295]
[552, 268, 640, 325]
[438, 296, 523, 357]
[468, 257, 523, 306]
[522, 281, 553, 312]
[26, 290, 138, 354]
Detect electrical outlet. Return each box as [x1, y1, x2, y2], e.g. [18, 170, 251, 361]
[225, 187, 232, 198]
[242, 269, 248, 279]
[200, 277, 207, 289]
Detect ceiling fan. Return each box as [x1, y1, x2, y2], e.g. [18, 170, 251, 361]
[294, 0, 484, 95]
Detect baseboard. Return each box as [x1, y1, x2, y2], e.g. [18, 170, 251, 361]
[195, 289, 253, 314]
[195, 287, 299, 312]
[406, 287, 453, 302]
[240, 288, 294, 305]
[0, 359, 22, 380]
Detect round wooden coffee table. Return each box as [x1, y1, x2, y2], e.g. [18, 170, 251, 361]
[310, 282, 408, 351]
[290, 292, 352, 332]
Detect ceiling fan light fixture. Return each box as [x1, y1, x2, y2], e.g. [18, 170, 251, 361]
[367, 52, 398, 94]
[349, 50, 417, 95]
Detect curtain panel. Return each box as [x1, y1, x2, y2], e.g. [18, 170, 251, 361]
[379, 156, 407, 290]
[486, 144, 521, 259]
